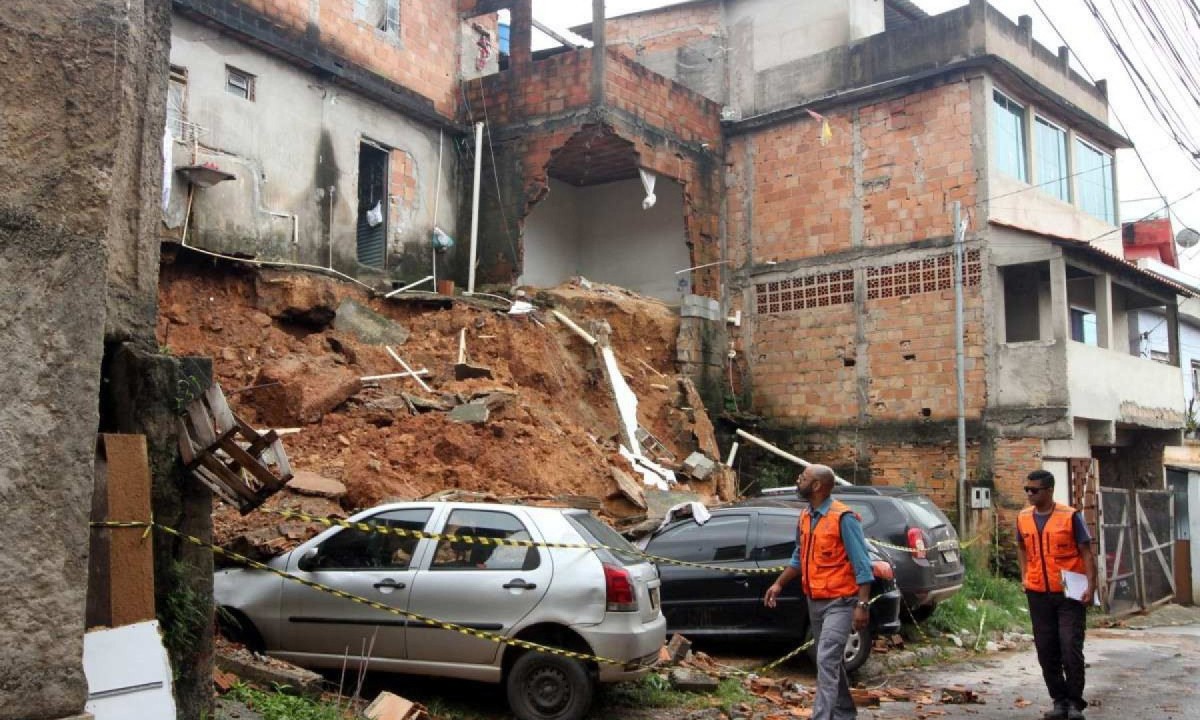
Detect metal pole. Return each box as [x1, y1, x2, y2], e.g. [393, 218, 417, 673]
[953, 201, 968, 537]
[467, 121, 484, 295]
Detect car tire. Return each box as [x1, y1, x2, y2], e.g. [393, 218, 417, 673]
[505, 651, 594, 720]
[804, 625, 872, 674]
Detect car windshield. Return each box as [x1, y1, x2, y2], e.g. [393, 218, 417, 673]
[901, 495, 950, 530]
[566, 512, 644, 566]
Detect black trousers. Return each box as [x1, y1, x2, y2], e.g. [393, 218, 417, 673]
[1027, 590, 1087, 708]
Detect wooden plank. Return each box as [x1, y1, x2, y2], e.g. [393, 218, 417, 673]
[205, 384, 237, 436]
[186, 401, 217, 449]
[191, 466, 244, 508]
[218, 438, 286, 492]
[270, 437, 293, 481]
[100, 434, 156, 626]
[194, 453, 259, 506]
[176, 417, 197, 466]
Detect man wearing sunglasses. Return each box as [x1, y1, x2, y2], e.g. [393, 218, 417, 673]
[1016, 469, 1097, 720]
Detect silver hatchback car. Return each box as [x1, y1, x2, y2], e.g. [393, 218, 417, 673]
[215, 501, 666, 720]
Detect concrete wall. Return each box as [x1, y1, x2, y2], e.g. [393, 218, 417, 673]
[168, 15, 459, 282]
[0, 0, 172, 718]
[521, 177, 690, 301]
[1133, 306, 1200, 411]
[1067, 341, 1185, 426]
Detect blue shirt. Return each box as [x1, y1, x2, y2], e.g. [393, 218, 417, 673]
[789, 497, 875, 586]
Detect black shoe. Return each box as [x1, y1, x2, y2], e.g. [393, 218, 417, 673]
[1043, 700, 1068, 720]
[1066, 703, 1085, 720]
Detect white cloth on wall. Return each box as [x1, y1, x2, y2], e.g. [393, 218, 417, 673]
[161, 126, 172, 213]
[639, 168, 657, 210]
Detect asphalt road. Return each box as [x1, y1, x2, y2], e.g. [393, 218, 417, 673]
[864, 625, 1200, 720]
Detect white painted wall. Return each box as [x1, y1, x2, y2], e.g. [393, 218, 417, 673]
[988, 173, 1120, 255]
[1066, 340, 1186, 423]
[520, 176, 691, 302]
[167, 15, 457, 275]
[726, 0, 884, 72]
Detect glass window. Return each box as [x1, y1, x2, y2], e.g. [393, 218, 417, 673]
[311, 508, 432, 570]
[835, 500, 879, 531]
[355, 0, 399, 34]
[225, 65, 255, 101]
[1070, 308, 1098, 345]
[1076, 139, 1115, 224]
[167, 66, 187, 140]
[755, 514, 798, 562]
[566, 512, 642, 566]
[993, 91, 1028, 182]
[647, 515, 750, 563]
[431, 509, 539, 571]
[1034, 117, 1069, 201]
[899, 496, 950, 530]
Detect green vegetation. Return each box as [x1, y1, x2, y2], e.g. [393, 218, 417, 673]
[226, 683, 347, 720]
[159, 560, 211, 672]
[920, 549, 1031, 639]
[598, 674, 749, 715]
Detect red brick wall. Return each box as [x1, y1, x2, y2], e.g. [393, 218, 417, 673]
[751, 304, 858, 421]
[605, 50, 723, 147]
[229, 0, 460, 115]
[868, 442, 982, 512]
[388, 148, 418, 234]
[730, 82, 976, 263]
[463, 50, 594, 125]
[601, 1, 724, 59]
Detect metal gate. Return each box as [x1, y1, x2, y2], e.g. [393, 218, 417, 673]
[1097, 486, 1175, 615]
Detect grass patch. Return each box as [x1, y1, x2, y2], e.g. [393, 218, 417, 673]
[920, 551, 1031, 639]
[226, 683, 347, 720]
[598, 674, 749, 714]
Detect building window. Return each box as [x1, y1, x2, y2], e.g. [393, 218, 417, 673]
[1190, 360, 1200, 396]
[1070, 307, 1097, 345]
[1075, 139, 1114, 224]
[993, 90, 1028, 182]
[166, 66, 188, 140]
[355, 0, 400, 35]
[1034, 116, 1069, 202]
[225, 65, 255, 101]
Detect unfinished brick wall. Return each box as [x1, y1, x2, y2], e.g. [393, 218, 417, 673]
[463, 49, 593, 124]
[206, 0, 460, 115]
[751, 303, 858, 421]
[388, 148, 419, 239]
[730, 81, 977, 262]
[868, 442, 982, 511]
[599, 1, 724, 59]
[606, 51, 723, 147]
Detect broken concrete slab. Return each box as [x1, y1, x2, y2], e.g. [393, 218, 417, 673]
[610, 467, 647, 510]
[332, 298, 410, 346]
[216, 650, 323, 699]
[254, 271, 338, 328]
[679, 377, 720, 458]
[666, 634, 692, 664]
[253, 357, 361, 426]
[682, 452, 717, 480]
[363, 691, 423, 720]
[285, 471, 346, 499]
[449, 403, 489, 424]
[468, 390, 517, 411]
[669, 668, 719, 692]
[403, 393, 454, 412]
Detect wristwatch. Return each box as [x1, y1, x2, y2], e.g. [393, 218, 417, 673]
[855, 601, 869, 610]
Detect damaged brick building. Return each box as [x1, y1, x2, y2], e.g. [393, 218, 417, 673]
[161, 0, 1188, 545]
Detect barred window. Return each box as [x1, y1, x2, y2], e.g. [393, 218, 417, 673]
[754, 269, 853, 314]
[866, 250, 981, 300]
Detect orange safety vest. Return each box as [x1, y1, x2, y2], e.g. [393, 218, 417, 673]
[1018, 504, 1087, 593]
[798, 500, 862, 600]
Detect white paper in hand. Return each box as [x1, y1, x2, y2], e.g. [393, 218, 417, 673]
[1061, 570, 1091, 603]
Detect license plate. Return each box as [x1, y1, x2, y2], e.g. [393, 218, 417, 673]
[650, 587, 660, 610]
[942, 550, 959, 564]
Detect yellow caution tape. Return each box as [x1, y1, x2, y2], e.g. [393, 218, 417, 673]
[92, 520, 884, 677]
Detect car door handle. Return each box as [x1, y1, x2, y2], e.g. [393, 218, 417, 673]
[732, 574, 750, 584]
[373, 579, 406, 589]
[503, 579, 537, 590]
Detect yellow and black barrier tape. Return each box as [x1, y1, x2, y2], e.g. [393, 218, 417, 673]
[89, 520, 894, 677]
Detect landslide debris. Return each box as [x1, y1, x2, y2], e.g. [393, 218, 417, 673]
[157, 253, 727, 555]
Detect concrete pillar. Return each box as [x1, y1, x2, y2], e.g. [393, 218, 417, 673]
[1168, 301, 1181, 367]
[510, 0, 533, 71]
[1095, 274, 1113, 349]
[591, 0, 606, 105]
[1049, 256, 1070, 343]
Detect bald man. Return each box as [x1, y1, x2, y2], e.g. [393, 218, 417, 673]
[764, 465, 873, 720]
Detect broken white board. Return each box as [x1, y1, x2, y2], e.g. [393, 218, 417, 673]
[84, 620, 176, 720]
[600, 343, 675, 490]
[620, 446, 676, 491]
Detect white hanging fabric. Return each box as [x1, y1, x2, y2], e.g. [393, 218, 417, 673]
[639, 168, 657, 210]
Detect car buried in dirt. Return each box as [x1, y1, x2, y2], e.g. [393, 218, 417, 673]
[214, 501, 665, 720]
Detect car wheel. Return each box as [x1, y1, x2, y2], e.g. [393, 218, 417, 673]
[804, 626, 872, 674]
[505, 652, 594, 720]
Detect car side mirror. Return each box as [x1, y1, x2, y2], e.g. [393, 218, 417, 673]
[297, 547, 320, 572]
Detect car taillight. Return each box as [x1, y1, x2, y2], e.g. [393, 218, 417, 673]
[907, 527, 928, 560]
[603, 563, 638, 612]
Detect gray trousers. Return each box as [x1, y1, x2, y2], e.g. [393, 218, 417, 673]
[809, 596, 857, 720]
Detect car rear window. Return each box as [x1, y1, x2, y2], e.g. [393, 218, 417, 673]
[838, 500, 878, 529]
[566, 512, 644, 567]
[900, 495, 950, 529]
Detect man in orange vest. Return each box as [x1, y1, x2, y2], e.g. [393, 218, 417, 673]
[1017, 469, 1097, 720]
[764, 464, 873, 720]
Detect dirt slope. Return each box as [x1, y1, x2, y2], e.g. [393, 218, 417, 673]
[157, 253, 723, 549]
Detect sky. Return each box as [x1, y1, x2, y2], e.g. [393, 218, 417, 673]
[530, 0, 1200, 272]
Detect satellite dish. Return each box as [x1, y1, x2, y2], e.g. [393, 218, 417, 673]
[1177, 227, 1200, 249]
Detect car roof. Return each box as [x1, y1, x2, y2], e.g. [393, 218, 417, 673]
[351, 500, 587, 519]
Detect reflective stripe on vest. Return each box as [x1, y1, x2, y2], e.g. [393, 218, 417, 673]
[798, 499, 861, 600]
[1018, 504, 1086, 593]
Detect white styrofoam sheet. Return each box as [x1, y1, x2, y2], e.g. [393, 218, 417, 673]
[83, 620, 177, 720]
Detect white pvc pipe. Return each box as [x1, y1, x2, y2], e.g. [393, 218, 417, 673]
[726, 441, 740, 467]
[551, 310, 597, 346]
[384, 275, 435, 298]
[386, 346, 433, 393]
[467, 121, 484, 295]
[360, 370, 429, 382]
[734, 428, 851, 485]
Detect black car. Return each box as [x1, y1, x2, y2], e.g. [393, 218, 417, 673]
[644, 505, 902, 672]
[755, 485, 965, 617]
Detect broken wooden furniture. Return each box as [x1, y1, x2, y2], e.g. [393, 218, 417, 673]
[177, 383, 293, 514]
